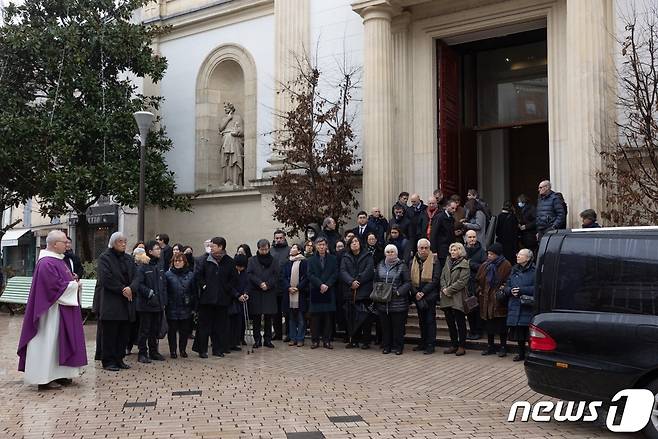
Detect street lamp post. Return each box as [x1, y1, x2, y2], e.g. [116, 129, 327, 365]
[133, 111, 154, 242]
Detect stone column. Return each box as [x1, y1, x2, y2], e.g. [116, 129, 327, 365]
[392, 12, 412, 194]
[263, 0, 310, 176]
[361, 5, 395, 213]
[565, 0, 614, 225]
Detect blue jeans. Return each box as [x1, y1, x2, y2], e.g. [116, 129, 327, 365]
[288, 309, 305, 342]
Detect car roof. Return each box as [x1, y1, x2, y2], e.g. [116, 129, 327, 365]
[567, 226, 658, 234]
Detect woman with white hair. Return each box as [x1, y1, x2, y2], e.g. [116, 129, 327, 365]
[95, 232, 139, 371]
[503, 248, 536, 361]
[374, 244, 411, 355]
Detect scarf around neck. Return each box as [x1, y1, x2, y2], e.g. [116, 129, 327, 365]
[486, 255, 506, 288]
[256, 252, 274, 268]
[411, 252, 435, 288]
[289, 254, 304, 308]
[425, 207, 438, 238]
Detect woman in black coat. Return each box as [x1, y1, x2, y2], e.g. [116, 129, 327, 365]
[135, 240, 168, 364]
[516, 194, 538, 253]
[247, 239, 280, 348]
[375, 244, 411, 355]
[164, 253, 196, 358]
[340, 237, 375, 348]
[365, 233, 385, 266]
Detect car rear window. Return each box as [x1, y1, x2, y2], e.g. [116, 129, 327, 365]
[554, 236, 658, 315]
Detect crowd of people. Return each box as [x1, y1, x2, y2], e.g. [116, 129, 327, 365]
[20, 180, 602, 387]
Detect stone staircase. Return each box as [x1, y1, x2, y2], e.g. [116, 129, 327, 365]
[405, 303, 490, 350]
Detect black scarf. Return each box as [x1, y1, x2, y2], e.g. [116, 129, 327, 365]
[170, 266, 190, 276]
[256, 252, 274, 268]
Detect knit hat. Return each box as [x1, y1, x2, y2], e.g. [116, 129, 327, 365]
[488, 243, 504, 256]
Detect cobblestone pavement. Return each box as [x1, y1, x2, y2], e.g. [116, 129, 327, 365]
[0, 314, 638, 438]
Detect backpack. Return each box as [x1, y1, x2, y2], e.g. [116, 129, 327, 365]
[554, 192, 568, 229]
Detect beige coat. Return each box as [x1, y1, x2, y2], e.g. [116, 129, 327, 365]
[439, 258, 470, 312]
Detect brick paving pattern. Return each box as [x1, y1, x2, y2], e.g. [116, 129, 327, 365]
[0, 314, 639, 438]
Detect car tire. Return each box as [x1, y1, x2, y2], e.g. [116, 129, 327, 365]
[642, 379, 658, 439]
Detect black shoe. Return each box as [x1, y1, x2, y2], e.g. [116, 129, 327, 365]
[412, 345, 426, 352]
[394, 350, 403, 355]
[212, 352, 225, 357]
[55, 378, 73, 385]
[118, 361, 131, 370]
[382, 349, 390, 354]
[252, 341, 262, 349]
[361, 344, 370, 350]
[180, 351, 188, 358]
[38, 381, 63, 390]
[513, 354, 525, 362]
[310, 342, 320, 349]
[323, 342, 333, 350]
[150, 352, 165, 361]
[345, 342, 358, 349]
[230, 346, 242, 351]
[199, 352, 208, 359]
[170, 352, 178, 359]
[138, 354, 151, 363]
[272, 335, 282, 341]
[423, 348, 435, 355]
[103, 364, 120, 372]
[443, 347, 458, 355]
[264, 342, 275, 348]
[481, 347, 496, 356]
[497, 347, 508, 358]
[466, 332, 482, 341]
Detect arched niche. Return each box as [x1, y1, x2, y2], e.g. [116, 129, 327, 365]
[195, 44, 257, 192]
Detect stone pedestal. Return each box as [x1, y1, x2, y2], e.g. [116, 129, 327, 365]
[361, 5, 395, 212]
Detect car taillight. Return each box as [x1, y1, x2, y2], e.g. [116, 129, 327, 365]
[529, 324, 557, 352]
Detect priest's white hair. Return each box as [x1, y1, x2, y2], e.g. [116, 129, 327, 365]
[46, 230, 66, 246]
[108, 231, 127, 248]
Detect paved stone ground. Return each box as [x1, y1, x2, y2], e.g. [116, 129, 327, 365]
[0, 314, 638, 438]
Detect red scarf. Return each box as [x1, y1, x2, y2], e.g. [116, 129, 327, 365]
[425, 207, 438, 238]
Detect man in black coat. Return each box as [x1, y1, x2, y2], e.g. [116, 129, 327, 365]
[352, 211, 376, 246]
[96, 232, 139, 372]
[407, 193, 427, 250]
[390, 205, 412, 242]
[270, 230, 290, 340]
[63, 237, 84, 279]
[156, 233, 173, 269]
[195, 236, 240, 358]
[429, 199, 457, 271]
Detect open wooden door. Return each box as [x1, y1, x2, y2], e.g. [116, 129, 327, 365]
[437, 40, 460, 197]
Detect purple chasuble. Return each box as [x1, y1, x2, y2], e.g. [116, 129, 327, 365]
[17, 255, 87, 372]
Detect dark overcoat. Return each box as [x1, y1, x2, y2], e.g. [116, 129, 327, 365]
[246, 254, 279, 315]
[307, 253, 338, 313]
[504, 263, 536, 327]
[136, 258, 168, 313]
[476, 258, 512, 320]
[165, 268, 196, 320]
[339, 251, 374, 302]
[374, 259, 411, 314]
[197, 254, 240, 307]
[96, 248, 139, 321]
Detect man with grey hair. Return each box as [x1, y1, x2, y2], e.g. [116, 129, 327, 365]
[536, 180, 566, 241]
[17, 230, 87, 389]
[504, 247, 536, 361]
[409, 238, 440, 354]
[96, 231, 139, 371]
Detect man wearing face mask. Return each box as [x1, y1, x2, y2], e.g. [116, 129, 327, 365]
[63, 237, 85, 280]
[516, 195, 537, 253]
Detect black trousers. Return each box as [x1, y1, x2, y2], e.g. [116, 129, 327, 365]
[101, 319, 130, 367]
[229, 313, 243, 347]
[167, 318, 192, 354]
[443, 307, 467, 348]
[252, 314, 273, 344]
[417, 300, 437, 348]
[137, 311, 161, 355]
[273, 295, 284, 338]
[466, 305, 483, 335]
[485, 317, 508, 348]
[127, 318, 140, 352]
[197, 304, 229, 354]
[311, 312, 333, 343]
[379, 311, 407, 352]
[95, 320, 103, 360]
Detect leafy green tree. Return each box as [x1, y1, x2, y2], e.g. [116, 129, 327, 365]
[0, 0, 191, 261]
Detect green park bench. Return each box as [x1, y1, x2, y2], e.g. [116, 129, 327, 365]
[0, 276, 96, 322]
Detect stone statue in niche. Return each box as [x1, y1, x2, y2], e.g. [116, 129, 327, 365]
[218, 102, 244, 186]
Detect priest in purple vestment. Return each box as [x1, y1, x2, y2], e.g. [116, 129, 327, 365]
[17, 230, 87, 390]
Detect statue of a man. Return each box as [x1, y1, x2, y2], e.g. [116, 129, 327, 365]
[218, 102, 244, 186]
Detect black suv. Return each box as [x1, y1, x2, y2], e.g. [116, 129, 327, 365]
[525, 227, 658, 437]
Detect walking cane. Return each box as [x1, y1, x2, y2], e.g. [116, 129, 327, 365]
[243, 301, 254, 354]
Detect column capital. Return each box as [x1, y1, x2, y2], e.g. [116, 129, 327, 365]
[352, 0, 399, 20]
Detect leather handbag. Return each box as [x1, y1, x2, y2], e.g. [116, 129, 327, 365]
[495, 288, 508, 304]
[157, 310, 168, 339]
[463, 294, 478, 314]
[520, 294, 535, 306]
[370, 282, 393, 303]
[416, 297, 429, 311]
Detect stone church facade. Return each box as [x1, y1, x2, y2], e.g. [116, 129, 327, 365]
[137, 0, 624, 250]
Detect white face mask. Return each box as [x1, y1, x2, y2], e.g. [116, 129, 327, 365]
[205, 246, 211, 254]
[517, 202, 525, 208]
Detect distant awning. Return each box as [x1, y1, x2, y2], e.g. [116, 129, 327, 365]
[1, 228, 30, 248]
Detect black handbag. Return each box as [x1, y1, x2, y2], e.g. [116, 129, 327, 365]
[370, 282, 393, 303]
[495, 289, 508, 304]
[520, 294, 535, 306]
[416, 297, 429, 311]
[157, 310, 168, 339]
